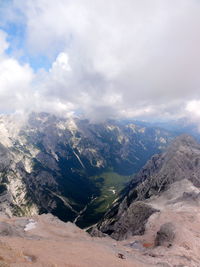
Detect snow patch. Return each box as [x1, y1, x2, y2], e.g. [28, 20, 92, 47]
[108, 188, 116, 194]
[24, 219, 37, 231]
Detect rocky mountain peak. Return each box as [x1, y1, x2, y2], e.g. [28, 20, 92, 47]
[165, 133, 200, 157]
[94, 134, 200, 241]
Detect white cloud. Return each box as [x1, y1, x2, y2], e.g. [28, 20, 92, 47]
[1, 0, 200, 121]
[0, 32, 75, 116]
[0, 30, 9, 55]
[185, 100, 200, 131]
[0, 30, 34, 113]
[186, 100, 200, 118]
[51, 53, 71, 73]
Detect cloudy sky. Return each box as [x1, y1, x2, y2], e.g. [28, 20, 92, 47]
[0, 0, 200, 121]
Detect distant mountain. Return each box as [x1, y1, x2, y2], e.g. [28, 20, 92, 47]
[0, 112, 174, 227]
[94, 134, 200, 240]
[138, 118, 200, 141]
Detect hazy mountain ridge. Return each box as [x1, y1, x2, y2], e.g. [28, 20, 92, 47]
[0, 117, 199, 266]
[0, 112, 174, 226]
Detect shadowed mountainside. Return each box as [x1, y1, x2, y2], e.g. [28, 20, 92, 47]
[0, 112, 174, 227]
[94, 135, 200, 240]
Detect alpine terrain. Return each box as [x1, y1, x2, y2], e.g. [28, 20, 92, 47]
[0, 135, 199, 266]
[0, 112, 173, 228]
[89, 134, 200, 266]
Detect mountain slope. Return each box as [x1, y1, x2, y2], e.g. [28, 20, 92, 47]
[94, 134, 200, 240]
[0, 207, 199, 267]
[0, 112, 174, 227]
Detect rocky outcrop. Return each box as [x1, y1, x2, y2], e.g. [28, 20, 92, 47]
[99, 202, 158, 240]
[95, 134, 200, 240]
[155, 222, 175, 247]
[0, 213, 198, 266]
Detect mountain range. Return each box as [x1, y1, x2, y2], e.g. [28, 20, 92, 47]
[94, 134, 200, 238]
[0, 112, 174, 227]
[0, 131, 199, 266]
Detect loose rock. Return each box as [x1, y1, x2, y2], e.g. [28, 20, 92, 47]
[155, 222, 175, 247]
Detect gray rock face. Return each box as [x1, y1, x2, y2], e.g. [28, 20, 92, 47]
[95, 134, 200, 240]
[0, 222, 23, 237]
[155, 222, 175, 247]
[128, 134, 200, 201]
[0, 112, 173, 225]
[89, 228, 107, 238]
[101, 202, 158, 240]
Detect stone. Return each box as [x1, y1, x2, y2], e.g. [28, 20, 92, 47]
[155, 222, 175, 247]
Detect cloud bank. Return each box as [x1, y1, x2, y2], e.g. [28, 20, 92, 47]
[0, 0, 200, 121]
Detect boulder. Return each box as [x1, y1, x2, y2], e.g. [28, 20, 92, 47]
[155, 222, 175, 247]
[102, 202, 158, 240]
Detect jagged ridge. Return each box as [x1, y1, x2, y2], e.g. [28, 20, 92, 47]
[95, 134, 200, 240]
[0, 112, 173, 227]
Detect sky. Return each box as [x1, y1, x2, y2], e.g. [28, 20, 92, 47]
[0, 0, 200, 122]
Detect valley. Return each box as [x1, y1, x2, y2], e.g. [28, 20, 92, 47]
[0, 112, 174, 227]
[76, 171, 132, 228]
[0, 135, 199, 266]
[1, 2, 200, 265]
